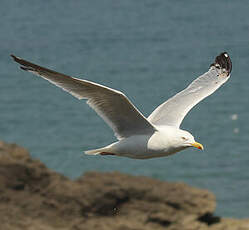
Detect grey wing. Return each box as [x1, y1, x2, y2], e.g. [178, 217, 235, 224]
[148, 52, 232, 128]
[11, 55, 156, 139]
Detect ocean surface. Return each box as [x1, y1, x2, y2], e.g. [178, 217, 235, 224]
[1, 0, 249, 218]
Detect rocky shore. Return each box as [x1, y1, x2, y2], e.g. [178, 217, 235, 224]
[0, 140, 248, 230]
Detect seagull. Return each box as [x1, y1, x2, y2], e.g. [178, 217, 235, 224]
[11, 52, 232, 159]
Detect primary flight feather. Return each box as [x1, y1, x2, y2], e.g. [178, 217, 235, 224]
[11, 52, 232, 159]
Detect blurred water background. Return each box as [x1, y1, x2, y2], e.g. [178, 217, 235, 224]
[1, 0, 249, 217]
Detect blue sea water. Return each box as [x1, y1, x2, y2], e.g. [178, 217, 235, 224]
[1, 0, 249, 218]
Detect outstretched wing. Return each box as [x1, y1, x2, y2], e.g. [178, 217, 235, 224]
[11, 55, 156, 139]
[148, 52, 232, 128]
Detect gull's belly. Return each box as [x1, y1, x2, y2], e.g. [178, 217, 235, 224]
[111, 133, 184, 159]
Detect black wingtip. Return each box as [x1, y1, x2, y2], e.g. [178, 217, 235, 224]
[210, 52, 232, 75]
[10, 54, 23, 64]
[10, 54, 18, 61]
[10, 54, 32, 71]
[20, 66, 29, 71]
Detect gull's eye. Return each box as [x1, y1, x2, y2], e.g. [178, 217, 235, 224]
[181, 137, 187, 141]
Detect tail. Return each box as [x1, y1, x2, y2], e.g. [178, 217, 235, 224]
[84, 147, 109, 155]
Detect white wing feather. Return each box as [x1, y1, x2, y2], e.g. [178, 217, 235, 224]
[11, 55, 156, 139]
[148, 52, 232, 128]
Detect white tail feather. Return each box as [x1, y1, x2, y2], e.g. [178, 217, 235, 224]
[84, 147, 108, 155]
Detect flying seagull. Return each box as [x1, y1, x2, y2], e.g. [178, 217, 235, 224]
[11, 52, 232, 159]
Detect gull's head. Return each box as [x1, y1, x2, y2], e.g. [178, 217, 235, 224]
[177, 130, 204, 150]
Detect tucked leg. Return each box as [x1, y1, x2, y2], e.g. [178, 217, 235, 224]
[100, 152, 116, 156]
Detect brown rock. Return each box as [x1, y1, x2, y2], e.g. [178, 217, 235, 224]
[0, 140, 248, 230]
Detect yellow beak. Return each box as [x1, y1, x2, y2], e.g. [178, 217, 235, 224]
[191, 142, 204, 150]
